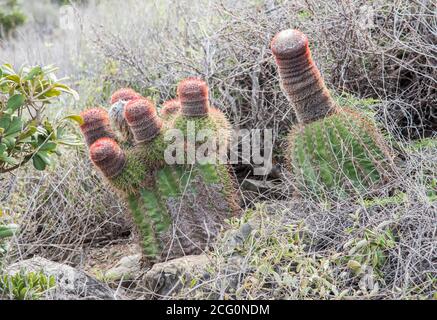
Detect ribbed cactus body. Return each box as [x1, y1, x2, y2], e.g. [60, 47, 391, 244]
[288, 109, 393, 197]
[109, 111, 235, 261]
[80, 108, 116, 146]
[109, 88, 142, 142]
[271, 29, 337, 123]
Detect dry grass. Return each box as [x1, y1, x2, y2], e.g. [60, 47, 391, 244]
[176, 141, 436, 299]
[0, 147, 132, 267]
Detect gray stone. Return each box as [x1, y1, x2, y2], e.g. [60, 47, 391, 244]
[143, 254, 209, 297]
[104, 254, 142, 281]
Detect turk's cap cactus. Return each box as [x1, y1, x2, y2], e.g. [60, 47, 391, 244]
[79, 78, 237, 263]
[124, 98, 162, 143]
[89, 137, 126, 178]
[80, 108, 116, 146]
[177, 78, 209, 117]
[271, 29, 337, 124]
[110, 88, 142, 104]
[161, 99, 181, 117]
[109, 88, 143, 142]
[271, 29, 309, 61]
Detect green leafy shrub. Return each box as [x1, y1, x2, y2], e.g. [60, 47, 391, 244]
[0, 0, 26, 38]
[0, 63, 81, 174]
[0, 270, 56, 300]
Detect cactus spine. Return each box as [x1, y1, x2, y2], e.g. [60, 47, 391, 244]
[271, 29, 394, 198]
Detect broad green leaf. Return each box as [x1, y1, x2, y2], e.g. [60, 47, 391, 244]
[39, 141, 57, 152]
[62, 114, 84, 126]
[4, 116, 23, 136]
[36, 151, 51, 165]
[1, 64, 15, 76]
[2, 136, 15, 149]
[5, 74, 20, 84]
[0, 155, 18, 165]
[43, 88, 61, 98]
[24, 66, 42, 80]
[17, 126, 37, 141]
[32, 154, 46, 171]
[7, 94, 25, 112]
[0, 143, 6, 154]
[0, 114, 11, 129]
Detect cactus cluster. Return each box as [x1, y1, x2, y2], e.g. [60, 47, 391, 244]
[271, 29, 395, 198]
[80, 78, 239, 264]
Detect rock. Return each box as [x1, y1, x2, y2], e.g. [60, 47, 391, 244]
[143, 254, 209, 297]
[104, 254, 142, 281]
[5, 257, 118, 300]
[221, 221, 254, 254]
[241, 178, 278, 192]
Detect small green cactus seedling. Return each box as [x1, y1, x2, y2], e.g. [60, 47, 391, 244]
[271, 30, 395, 198]
[80, 78, 239, 264]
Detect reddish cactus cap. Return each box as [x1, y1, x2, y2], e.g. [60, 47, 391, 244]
[124, 98, 162, 143]
[110, 88, 141, 104]
[89, 137, 126, 178]
[124, 98, 157, 123]
[80, 108, 115, 146]
[161, 99, 181, 116]
[177, 78, 209, 116]
[271, 29, 309, 59]
[177, 78, 208, 102]
[80, 108, 109, 126]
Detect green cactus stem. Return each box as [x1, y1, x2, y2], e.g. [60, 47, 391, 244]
[288, 109, 393, 197]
